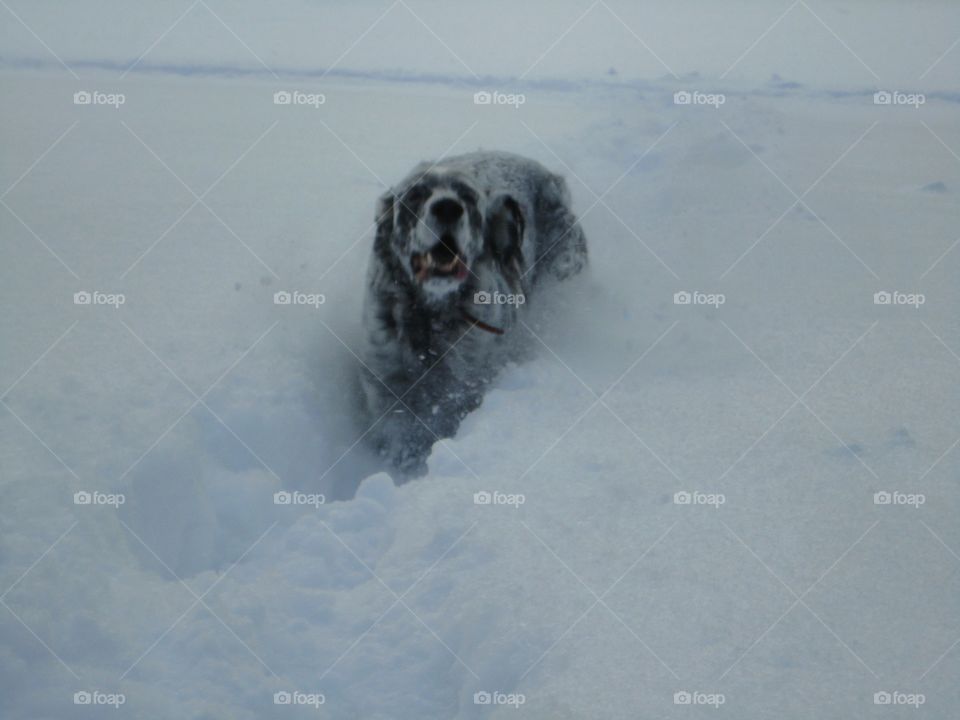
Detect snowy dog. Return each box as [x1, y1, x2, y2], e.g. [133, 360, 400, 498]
[359, 151, 588, 475]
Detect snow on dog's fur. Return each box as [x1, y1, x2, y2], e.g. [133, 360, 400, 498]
[359, 151, 587, 475]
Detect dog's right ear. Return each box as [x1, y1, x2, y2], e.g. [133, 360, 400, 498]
[485, 194, 525, 266]
[375, 191, 395, 248]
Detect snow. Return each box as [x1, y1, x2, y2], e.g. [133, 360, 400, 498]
[2, 1, 960, 718]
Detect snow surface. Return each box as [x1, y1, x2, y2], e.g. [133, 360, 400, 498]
[2, 1, 960, 718]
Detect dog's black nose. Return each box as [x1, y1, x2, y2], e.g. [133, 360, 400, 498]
[430, 198, 463, 224]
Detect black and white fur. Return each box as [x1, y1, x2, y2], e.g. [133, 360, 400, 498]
[359, 151, 587, 475]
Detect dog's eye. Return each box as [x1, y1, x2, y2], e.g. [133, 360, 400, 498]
[395, 184, 431, 232]
[402, 184, 430, 208]
[450, 181, 478, 206]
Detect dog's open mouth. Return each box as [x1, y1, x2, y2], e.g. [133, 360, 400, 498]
[411, 235, 468, 283]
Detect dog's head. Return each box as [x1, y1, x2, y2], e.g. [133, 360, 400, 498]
[375, 166, 524, 307]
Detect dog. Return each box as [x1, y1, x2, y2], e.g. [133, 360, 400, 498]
[359, 151, 587, 475]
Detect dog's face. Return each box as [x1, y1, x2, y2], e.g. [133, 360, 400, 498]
[377, 169, 522, 306]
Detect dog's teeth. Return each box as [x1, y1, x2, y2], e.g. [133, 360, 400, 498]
[413, 251, 464, 280]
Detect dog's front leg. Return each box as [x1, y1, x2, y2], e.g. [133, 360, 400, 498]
[364, 365, 449, 477]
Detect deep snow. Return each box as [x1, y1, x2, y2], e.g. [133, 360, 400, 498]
[2, 1, 960, 718]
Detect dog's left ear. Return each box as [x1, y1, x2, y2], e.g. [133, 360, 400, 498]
[485, 194, 525, 264]
[374, 190, 395, 249]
